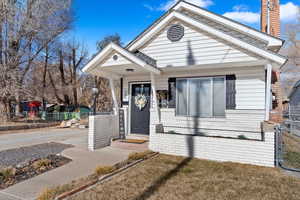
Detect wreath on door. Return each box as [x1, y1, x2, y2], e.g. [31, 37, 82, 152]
[135, 94, 147, 110]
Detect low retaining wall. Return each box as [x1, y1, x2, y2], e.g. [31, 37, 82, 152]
[149, 125, 275, 167]
[0, 122, 60, 132]
[88, 114, 119, 151]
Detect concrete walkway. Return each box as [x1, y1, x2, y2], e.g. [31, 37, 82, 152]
[0, 129, 148, 200]
[0, 146, 138, 200]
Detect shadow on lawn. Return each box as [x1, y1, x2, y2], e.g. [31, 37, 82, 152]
[132, 157, 192, 200]
[133, 41, 197, 200]
[133, 134, 194, 200]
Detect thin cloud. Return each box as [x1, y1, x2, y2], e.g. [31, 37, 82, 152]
[280, 2, 299, 22]
[224, 2, 299, 24]
[223, 11, 260, 24]
[223, 4, 260, 24]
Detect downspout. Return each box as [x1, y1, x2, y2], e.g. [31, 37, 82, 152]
[265, 63, 272, 121]
[267, 0, 271, 35]
[120, 78, 123, 108]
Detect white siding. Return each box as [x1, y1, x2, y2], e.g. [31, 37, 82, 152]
[151, 109, 263, 140]
[102, 52, 132, 67]
[123, 66, 266, 110]
[139, 20, 259, 68]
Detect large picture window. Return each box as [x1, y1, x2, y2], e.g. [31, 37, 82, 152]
[176, 77, 225, 117]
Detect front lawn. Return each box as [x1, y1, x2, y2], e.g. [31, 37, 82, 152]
[70, 154, 300, 200]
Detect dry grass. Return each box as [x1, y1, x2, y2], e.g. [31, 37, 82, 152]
[37, 174, 98, 200]
[33, 159, 52, 170]
[128, 150, 153, 161]
[70, 154, 300, 200]
[37, 151, 154, 200]
[284, 133, 300, 153]
[95, 166, 115, 176]
[283, 133, 300, 169]
[0, 167, 16, 181]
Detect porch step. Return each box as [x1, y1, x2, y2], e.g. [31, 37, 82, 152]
[111, 139, 149, 152]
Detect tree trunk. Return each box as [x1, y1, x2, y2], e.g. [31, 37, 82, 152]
[42, 46, 49, 111]
[72, 48, 78, 108]
[0, 100, 9, 122]
[0, 20, 3, 65]
[15, 92, 21, 116]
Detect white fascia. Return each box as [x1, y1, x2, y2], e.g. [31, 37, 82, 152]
[83, 43, 161, 75]
[174, 1, 283, 48]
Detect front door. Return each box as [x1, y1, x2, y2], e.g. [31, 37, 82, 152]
[130, 83, 151, 135]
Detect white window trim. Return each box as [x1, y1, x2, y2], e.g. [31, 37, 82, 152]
[176, 76, 226, 118]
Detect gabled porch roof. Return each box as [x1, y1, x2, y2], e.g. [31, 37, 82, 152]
[82, 43, 161, 79]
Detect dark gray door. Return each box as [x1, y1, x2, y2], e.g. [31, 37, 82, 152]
[130, 83, 151, 135]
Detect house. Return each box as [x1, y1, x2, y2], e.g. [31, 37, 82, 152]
[83, 0, 287, 167]
[288, 80, 300, 136]
[289, 80, 300, 113]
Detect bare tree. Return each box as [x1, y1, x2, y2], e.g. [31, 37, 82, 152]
[0, 0, 73, 120]
[281, 22, 300, 96]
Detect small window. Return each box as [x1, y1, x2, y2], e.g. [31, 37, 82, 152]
[176, 77, 225, 117]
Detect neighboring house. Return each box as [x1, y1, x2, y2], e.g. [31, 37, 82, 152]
[288, 80, 300, 136]
[83, 1, 287, 167]
[289, 80, 300, 114]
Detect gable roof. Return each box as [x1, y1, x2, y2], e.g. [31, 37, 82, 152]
[127, 1, 283, 51]
[82, 42, 161, 74]
[174, 1, 283, 48]
[289, 80, 300, 98]
[127, 10, 286, 66]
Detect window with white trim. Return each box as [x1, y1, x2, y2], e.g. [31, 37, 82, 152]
[176, 77, 225, 117]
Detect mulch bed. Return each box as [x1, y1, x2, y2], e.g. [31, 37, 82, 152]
[0, 142, 73, 167]
[0, 155, 71, 190]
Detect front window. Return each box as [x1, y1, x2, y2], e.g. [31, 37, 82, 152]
[176, 77, 225, 117]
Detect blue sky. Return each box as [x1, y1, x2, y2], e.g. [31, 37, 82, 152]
[71, 0, 300, 55]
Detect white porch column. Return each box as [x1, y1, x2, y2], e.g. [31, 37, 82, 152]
[265, 63, 272, 121]
[109, 78, 119, 115]
[151, 73, 161, 123]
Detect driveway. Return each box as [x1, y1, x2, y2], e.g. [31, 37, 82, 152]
[0, 128, 88, 151]
[0, 128, 145, 200]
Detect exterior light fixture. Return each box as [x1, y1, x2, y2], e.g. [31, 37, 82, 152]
[126, 68, 135, 72]
[92, 87, 99, 115]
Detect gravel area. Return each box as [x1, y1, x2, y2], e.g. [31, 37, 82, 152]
[0, 142, 73, 167]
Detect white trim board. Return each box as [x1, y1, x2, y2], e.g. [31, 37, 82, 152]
[173, 1, 283, 48]
[128, 81, 152, 135]
[82, 43, 161, 75]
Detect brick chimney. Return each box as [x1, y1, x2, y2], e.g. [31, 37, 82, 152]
[261, 0, 283, 123]
[261, 0, 280, 37]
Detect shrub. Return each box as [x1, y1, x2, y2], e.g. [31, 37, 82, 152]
[0, 167, 16, 181]
[128, 150, 153, 161]
[37, 185, 73, 200]
[33, 159, 52, 170]
[238, 135, 248, 140]
[95, 166, 115, 176]
[167, 130, 177, 134]
[37, 188, 56, 200]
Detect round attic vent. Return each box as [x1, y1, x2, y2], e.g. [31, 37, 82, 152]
[167, 24, 184, 42]
[113, 55, 118, 61]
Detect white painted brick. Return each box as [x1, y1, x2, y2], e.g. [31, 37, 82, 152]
[149, 125, 275, 167]
[88, 114, 119, 151]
